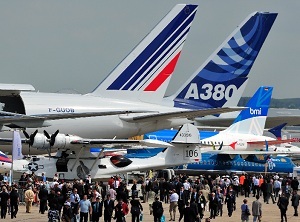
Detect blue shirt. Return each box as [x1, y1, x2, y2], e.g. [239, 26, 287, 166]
[79, 199, 91, 213]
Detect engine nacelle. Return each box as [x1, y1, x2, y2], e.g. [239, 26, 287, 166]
[32, 133, 50, 150]
[32, 133, 83, 150]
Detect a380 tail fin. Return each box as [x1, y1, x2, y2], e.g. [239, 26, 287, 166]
[90, 4, 198, 103]
[223, 86, 273, 135]
[170, 12, 277, 109]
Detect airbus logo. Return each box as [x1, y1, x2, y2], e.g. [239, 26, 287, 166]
[184, 83, 237, 101]
[249, 108, 261, 115]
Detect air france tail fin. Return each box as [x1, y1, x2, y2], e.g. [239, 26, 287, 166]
[170, 12, 277, 109]
[90, 4, 198, 103]
[223, 86, 273, 135]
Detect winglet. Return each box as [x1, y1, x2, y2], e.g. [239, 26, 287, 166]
[172, 123, 200, 144]
[268, 123, 287, 139]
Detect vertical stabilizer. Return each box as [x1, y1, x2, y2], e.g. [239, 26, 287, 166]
[170, 12, 277, 110]
[172, 123, 200, 144]
[223, 86, 273, 135]
[90, 4, 198, 104]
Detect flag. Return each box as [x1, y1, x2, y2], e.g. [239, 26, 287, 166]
[12, 131, 23, 160]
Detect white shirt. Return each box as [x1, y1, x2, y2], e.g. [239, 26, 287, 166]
[170, 193, 179, 202]
[183, 182, 190, 190]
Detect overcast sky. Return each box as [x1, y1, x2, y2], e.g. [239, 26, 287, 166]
[0, 1, 299, 99]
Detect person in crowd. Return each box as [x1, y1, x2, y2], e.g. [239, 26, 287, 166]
[169, 189, 179, 221]
[9, 186, 19, 219]
[0, 186, 9, 219]
[225, 190, 236, 217]
[274, 178, 282, 201]
[277, 192, 289, 222]
[72, 197, 80, 222]
[240, 199, 250, 222]
[38, 184, 49, 214]
[215, 186, 224, 217]
[62, 202, 73, 222]
[291, 177, 299, 191]
[130, 193, 143, 222]
[91, 196, 102, 222]
[152, 196, 164, 222]
[196, 190, 206, 220]
[266, 179, 276, 204]
[104, 194, 115, 222]
[24, 186, 35, 213]
[291, 190, 300, 217]
[114, 199, 129, 222]
[79, 194, 92, 222]
[252, 195, 262, 222]
[208, 192, 218, 219]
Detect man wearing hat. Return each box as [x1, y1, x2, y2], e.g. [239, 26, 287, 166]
[62, 202, 72, 222]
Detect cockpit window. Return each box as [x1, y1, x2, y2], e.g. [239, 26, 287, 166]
[110, 155, 132, 168]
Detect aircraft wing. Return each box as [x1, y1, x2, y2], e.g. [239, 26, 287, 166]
[0, 84, 35, 96]
[119, 107, 244, 123]
[247, 139, 298, 145]
[0, 110, 149, 128]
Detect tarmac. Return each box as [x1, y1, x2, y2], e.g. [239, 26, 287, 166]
[13, 194, 299, 222]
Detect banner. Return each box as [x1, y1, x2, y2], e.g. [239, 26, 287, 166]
[12, 131, 23, 160]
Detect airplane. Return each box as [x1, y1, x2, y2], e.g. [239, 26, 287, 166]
[12, 123, 201, 180]
[176, 153, 296, 175]
[195, 108, 300, 129]
[0, 9, 277, 154]
[0, 151, 12, 173]
[125, 148, 296, 175]
[145, 86, 300, 155]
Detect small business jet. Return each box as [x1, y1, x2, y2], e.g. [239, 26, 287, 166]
[0, 9, 277, 154]
[12, 123, 201, 180]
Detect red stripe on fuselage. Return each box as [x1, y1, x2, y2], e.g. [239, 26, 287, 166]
[0, 156, 12, 163]
[144, 52, 181, 91]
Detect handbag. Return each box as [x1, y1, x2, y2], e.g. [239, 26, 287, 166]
[140, 212, 143, 221]
[160, 215, 165, 222]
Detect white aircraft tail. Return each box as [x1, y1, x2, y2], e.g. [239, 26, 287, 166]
[172, 123, 200, 144]
[89, 4, 198, 104]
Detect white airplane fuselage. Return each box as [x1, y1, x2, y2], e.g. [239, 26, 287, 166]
[20, 92, 185, 137]
[0, 92, 190, 154]
[201, 132, 276, 151]
[13, 145, 200, 180]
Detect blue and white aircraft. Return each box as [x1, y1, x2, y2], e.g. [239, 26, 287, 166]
[0, 9, 277, 154]
[125, 148, 296, 174]
[145, 86, 300, 156]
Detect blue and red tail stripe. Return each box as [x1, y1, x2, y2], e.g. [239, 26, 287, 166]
[107, 5, 197, 91]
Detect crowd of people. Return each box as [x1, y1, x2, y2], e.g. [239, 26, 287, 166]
[0, 171, 299, 222]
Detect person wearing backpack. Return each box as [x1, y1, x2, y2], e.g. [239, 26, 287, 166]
[130, 194, 143, 222]
[152, 196, 164, 222]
